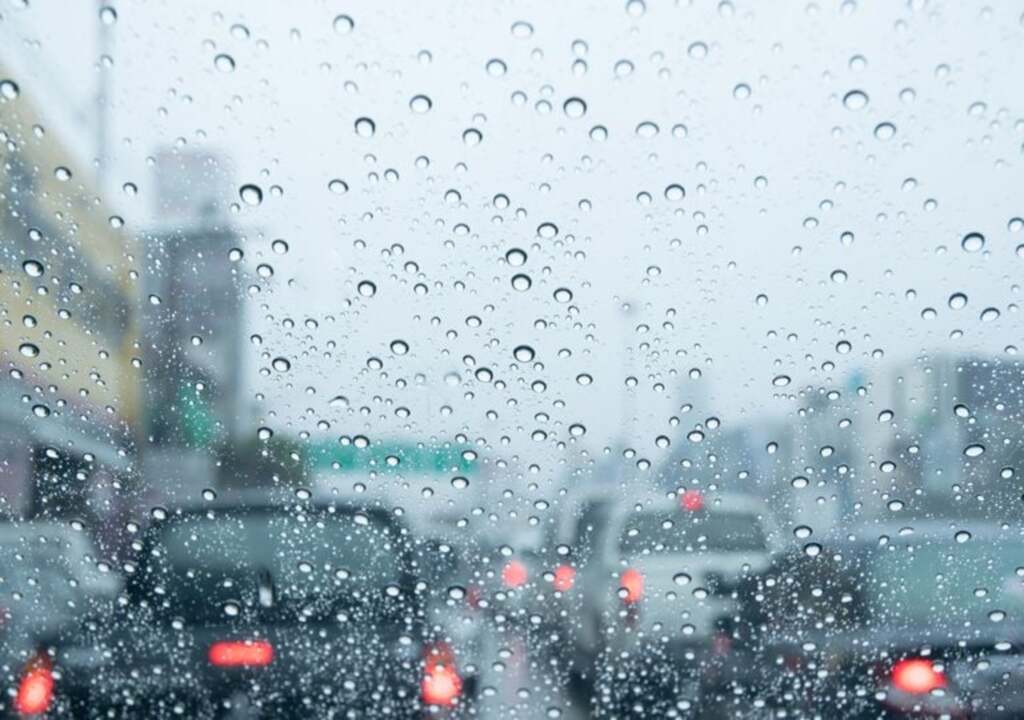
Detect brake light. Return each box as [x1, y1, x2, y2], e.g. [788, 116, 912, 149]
[553, 564, 576, 592]
[891, 658, 946, 694]
[680, 489, 704, 512]
[208, 640, 274, 667]
[619, 568, 644, 604]
[502, 560, 528, 588]
[15, 655, 54, 716]
[422, 642, 462, 707]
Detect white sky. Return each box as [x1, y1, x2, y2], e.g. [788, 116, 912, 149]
[2, 0, 1022, 484]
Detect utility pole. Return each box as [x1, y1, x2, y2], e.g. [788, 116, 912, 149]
[96, 1, 113, 188]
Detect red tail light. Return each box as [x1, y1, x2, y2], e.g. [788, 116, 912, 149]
[553, 564, 576, 592]
[891, 658, 946, 694]
[422, 642, 462, 707]
[680, 489, 704, 512]
[208, 640, 274, 668]
[619, 568, 644, 604]
[15, 655, 54, 716]
[502, 560, 528, 588]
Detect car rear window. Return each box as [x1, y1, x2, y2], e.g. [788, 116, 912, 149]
[619, 511, 768, 555]
[138, 508, 410, 621]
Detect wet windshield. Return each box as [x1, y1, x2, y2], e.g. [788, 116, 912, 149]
[2, 1, 1024, 718]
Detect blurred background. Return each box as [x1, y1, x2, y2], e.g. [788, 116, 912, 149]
[1, 1, 1023, 718]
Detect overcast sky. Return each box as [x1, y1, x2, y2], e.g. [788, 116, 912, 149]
[3, 0, 1022, 482]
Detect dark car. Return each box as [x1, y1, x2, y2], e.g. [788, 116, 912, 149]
[11, 499, 465, 718]
[706, 522, 1024, 719]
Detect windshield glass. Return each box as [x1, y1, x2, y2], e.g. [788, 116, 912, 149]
[3, 1, 1024, 717]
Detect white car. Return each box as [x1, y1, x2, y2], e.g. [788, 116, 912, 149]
[568, 490, 780, 709]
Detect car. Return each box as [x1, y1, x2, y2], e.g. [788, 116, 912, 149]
[11, 498, 465, 718]
[0, 521, 121, 691]
[567, 489, 779, 717]
[711, 521, 1024, 718]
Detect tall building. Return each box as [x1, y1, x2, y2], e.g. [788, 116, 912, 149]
[138, 150, 246, 505]
[0, 68, 140, 533]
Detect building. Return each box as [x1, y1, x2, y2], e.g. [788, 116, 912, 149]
[0, 68, 140, 540]
[137, 149, 247, 507]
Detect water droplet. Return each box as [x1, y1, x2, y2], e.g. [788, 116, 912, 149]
[505, 248, 527, 267]
[803, 542, 822, 557]
[980, 307, 1000, 322]
[32, 404, 50, 418]
[576, 373, 593, 386]
[687, 41, 708, 59]
[239, 184, 263, 206]
[54, 166, 72, 182]
[513, 345, 535, 362]
[955, 530, 972, 544]
[19, 342, 39, 358]
[511, 20, 534, 38]
[664, 184, 685, 201]
[272, 357, 291, 372]
[511, 273, 532, 291]
[354, 117, 376, 138]
[447, 586, 466, 600]
[673, 572, 692, 586]
[357, 280, 377, 297]
[989, 610, 1006, 623]
[733, 83, 751, 100]
[390, 339, 409, 355]
[961, 232, 985, 252]
[772, 374, 791, 387]
[842, 90, 869, 110]
[328, 178, 349, 194]
[223, 601, 241, 617]
[964, 443, 985, 458]
[553, 287, 573, 303]
[22, 259, 44, 277]
[793, 525, 812, 539]
[462, 127, 483, 146]
[271, 239, 289, 255]
[537, 222, 559, 239]
[635, 121, 660, 138]
[202, 488, 217, 502]
[948, 292, 968, 310]
[0, 79, 20, 100]
[626, 0, 646, 17]
[214, 53, 235, 73]
[409, 94, 432, 114]
[873, 122, 897, 140]
[563, 97, 587, 118]
[333, 14, 355, 34]
[486, 58, 507, 77]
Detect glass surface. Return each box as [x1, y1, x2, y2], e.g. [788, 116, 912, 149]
[2, 1, 1024, 717]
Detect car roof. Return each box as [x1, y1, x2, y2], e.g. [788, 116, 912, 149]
[835, 519, 1019, 546]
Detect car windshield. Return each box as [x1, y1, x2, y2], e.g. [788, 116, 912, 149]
[620, 511, 767, 554]
[4, 1, 1024, 717]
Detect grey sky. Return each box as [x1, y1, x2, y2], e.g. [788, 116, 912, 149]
[3, 0, 1021, 478]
